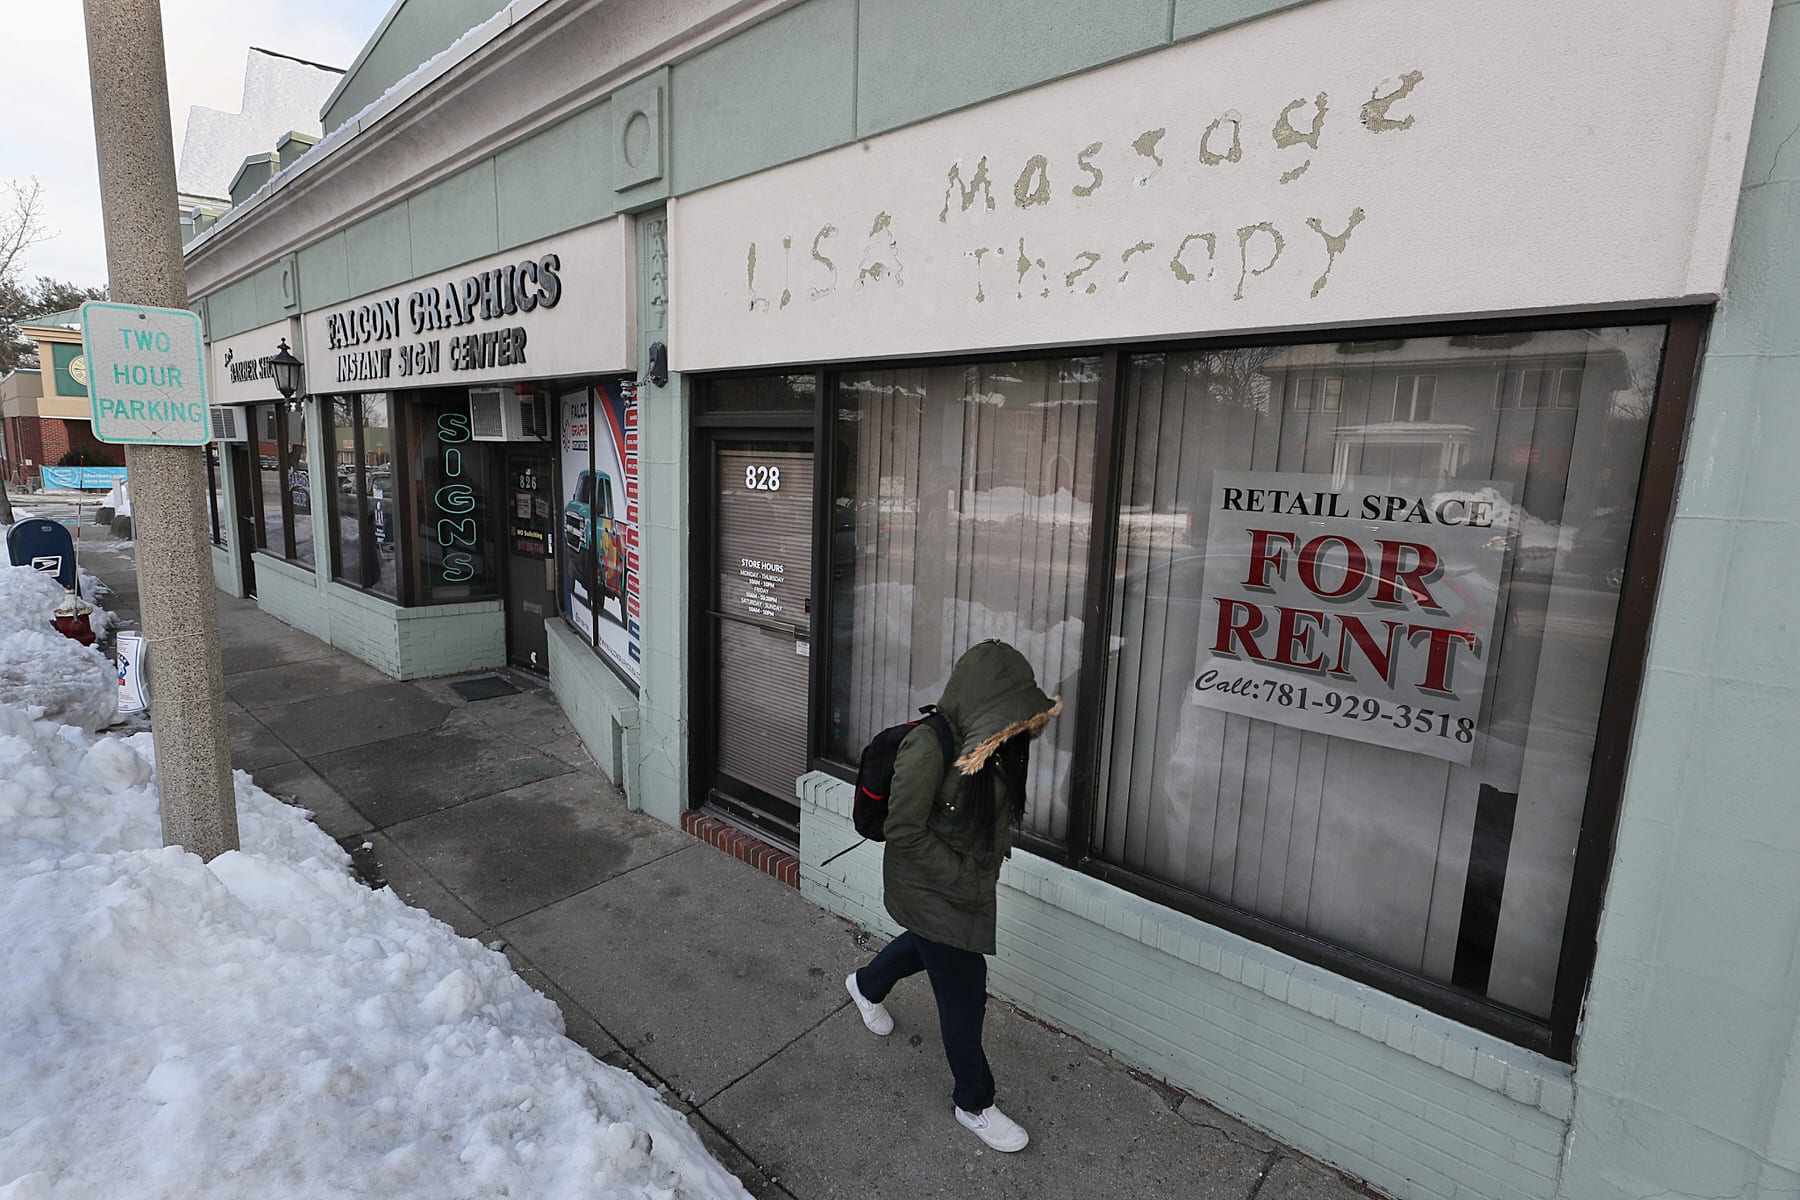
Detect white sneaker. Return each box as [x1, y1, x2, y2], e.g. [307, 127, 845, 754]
[844, 973, 894, 1036]
[955, 1105, 1029, 1152]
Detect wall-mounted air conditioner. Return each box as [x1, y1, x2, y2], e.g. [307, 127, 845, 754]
[209, 405, 248, 442]
[468, 387, 550, 442]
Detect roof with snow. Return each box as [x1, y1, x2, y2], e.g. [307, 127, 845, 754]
[176, 47, 345, 203]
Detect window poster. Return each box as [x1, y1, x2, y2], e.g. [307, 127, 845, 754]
[558, 380, 641, 681]
[559, 388, 596, 645]
[1191, 470, 1512, 765]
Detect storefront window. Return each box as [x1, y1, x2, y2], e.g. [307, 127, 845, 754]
[827, 357, 1101, 841]
[253, 404, 284, 555]
[1097, 327, 1665, 1019]
[700, 373, 815, 413]
[246, 401, 315, 567]
[412, 392, 499, 604]
[329, 395, 400, 600]
[283, 405, 313, 567]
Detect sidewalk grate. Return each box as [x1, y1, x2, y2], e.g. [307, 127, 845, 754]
[448, 675, 521, 702]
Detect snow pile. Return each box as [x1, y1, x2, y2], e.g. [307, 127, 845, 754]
[0, 565, 67, 636]
[1432, 487, 1569, 552]
[0, 631, 117, 732]
[0, 708, 750, 1200]
[0, 534, 111, 631]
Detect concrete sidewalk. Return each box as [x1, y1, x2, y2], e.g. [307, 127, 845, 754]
[81, 539, 1372, 1200]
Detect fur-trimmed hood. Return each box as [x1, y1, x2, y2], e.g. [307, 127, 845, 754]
[933, 640, 1062, 775]
[954, 695, 1062, 775]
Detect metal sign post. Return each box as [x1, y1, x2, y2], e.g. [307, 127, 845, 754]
[82, 0, 238, 859]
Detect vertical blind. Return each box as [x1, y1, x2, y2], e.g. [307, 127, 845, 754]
[829, 358, 1100, 840]
[1098, 328, 1666, 1017]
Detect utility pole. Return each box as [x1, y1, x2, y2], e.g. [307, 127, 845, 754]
[83, 0, 238, 859]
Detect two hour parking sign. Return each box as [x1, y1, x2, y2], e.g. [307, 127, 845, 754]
[81, 300, 209, 445]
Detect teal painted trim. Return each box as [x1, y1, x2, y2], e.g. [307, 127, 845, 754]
[207, 261, 294, 339]
[497, 101, 616, 246]
[408, 159, 499, 276]
[240, 0, 1326, 328]
[1744, 1, 1800, 188]
[210, 544, 240, 598]
[612, 67, 672, 211]
[1171, 0, 1316, 42]
[228, 153, 279, 206]
[671, 0, 857, 194]
[319, 0, 407, 125]
[297, 232, 351, 312]
[344, 205, 414, 300]
[254, 260, 290, 324]
[322, 0, 512, 132]
[855, 0, 1171, 137]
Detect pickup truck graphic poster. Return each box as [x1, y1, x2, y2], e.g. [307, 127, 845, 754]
[559, 381, 642, 680]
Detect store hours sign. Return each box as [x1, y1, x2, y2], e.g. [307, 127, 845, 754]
[1192, 471, 1510, 765]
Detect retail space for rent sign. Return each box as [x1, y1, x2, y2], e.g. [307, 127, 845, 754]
[1192, 470, 1511, 765]
[81, 301, 209, 445]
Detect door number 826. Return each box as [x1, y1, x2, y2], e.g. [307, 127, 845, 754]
[745, 465, 782, 491]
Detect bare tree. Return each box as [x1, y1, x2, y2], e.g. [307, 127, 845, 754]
[0, 178, 51, 287]
[0, 178, 54, 526]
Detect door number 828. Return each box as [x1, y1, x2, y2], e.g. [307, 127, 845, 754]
[744, 465, 782, 491]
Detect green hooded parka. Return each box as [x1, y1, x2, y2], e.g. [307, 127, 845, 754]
[881, 640, 1061, 954]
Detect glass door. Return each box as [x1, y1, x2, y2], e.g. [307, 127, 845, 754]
[703, 439, 814, 846]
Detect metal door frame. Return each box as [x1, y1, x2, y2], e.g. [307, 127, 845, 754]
[690, 419, 816, 847]
[501, 443, 556, 673]
[228, 442, 258, 597]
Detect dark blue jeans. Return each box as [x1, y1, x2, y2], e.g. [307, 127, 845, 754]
[855, 930, 995, 1112]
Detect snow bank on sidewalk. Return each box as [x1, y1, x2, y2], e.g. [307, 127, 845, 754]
[0, 705, 750, 1200]
[0, 631, 118, 733]
[0, 525, 114, 633]
[0, 566, 68, 636]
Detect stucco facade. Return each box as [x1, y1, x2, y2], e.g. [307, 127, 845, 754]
[183, 3, 1800, 1198]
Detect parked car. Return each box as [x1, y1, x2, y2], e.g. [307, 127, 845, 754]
[1561, 511, 1634, 590]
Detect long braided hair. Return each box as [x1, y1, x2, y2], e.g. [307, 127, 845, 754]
[962, 734, 1032, 848]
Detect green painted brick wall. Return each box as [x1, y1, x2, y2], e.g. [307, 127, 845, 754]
[1555, 5, 1800, 1197]
[546, 622, 641, 800]
[798, 771, 1574, 1200]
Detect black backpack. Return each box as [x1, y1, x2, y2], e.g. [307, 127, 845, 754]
[852, 706, 956, 842]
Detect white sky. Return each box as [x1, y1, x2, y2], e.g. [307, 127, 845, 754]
[7, 0, 393, 288]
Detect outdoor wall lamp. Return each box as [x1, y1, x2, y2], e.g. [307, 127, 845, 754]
[648, 341, 668, 388]
[268, 338, 304, 399]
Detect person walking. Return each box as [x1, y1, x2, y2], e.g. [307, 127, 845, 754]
[844, 639, 1061, 1152]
